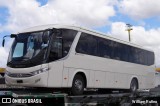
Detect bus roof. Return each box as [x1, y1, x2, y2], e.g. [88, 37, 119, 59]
[19, 24, 153, 52]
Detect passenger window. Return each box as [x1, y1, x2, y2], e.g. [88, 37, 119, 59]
[76, 33, 98, 56]
[139, 49, 144, 65]
[113, 42, 121, 60]
[143, 51, 148, 65]
[76, 32, 154, 66]
[76, 33, 88, 54]
[98, 38, 113, 59]
[49, 29, 77, 62]
[128, 47, 134, 63]
[120, 44, 129, 61]
[62, 30, 77, 56]
[148, 52, 154, 65]
[50, 37, 63, 61]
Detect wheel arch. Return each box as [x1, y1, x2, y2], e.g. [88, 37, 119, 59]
[68, 69, 88, 88]
[130, 76, 139, 89]
[74, 72, 87, 88]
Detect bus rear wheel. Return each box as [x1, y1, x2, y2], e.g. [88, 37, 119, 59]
[71, 74, 85, 95]
[130, 79, 138, 93]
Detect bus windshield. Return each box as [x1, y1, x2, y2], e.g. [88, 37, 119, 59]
[7, 29, 77, 68]
[7, 31, 51, 68]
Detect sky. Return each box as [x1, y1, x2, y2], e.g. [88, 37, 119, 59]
[0, 0, 160, 68]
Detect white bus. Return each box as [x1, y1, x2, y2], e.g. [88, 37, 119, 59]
[3, 24, 155, 95]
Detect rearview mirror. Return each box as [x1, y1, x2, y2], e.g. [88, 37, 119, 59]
[2, 39, 5, 47]
[2, 34, 17, 47]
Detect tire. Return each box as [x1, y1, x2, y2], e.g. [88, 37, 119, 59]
[130, 79, 138, 93]
[71, 74, 85, 95]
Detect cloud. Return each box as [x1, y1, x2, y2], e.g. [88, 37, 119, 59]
[1, 0, 160, 68]
[119, 0, 160, 19]
[109, 22, 160, 67]
[0, 38, 13, 68]
[0, 0, 116, 67]
[0, 0, 116, 33]
[0, 47, 8, 67]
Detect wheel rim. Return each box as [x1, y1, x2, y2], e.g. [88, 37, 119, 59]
[131, 84, 136, 91]
[74, 79, 83, 91]
[131, 81, 137, 92]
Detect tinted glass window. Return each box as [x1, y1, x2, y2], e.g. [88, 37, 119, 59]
[148, 52, 154, 65]
[76, 32, 154, 66]
[143, 51, 148, 65]
[62, 29, 77, 56]
[120, 44, 129, 61]
[138, 49, 144, 64]
[98, 38, 113, 58]
[76, 33, 98, 56]
[128, 47, 134, 63]
[113, 42, 122, 60]
[49, 29, 77, 61]
[50, 36, 63, 61]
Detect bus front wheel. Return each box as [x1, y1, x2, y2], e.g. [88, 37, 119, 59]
[71, 74, 85, 95]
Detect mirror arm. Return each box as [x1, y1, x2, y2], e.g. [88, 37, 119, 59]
[2, 35, 16, 47]
[3, 35, 10, 39]
[2, 35, 9, 47]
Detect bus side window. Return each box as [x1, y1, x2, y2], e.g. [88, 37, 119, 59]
[49, 38, 63, 61]
[98, 38, 112, 59]
[76, 33, 89, 54]
[148, 52, 154, 65]
[62, 30, 77, 56]
[120, 44, 129, 61]
[87, 35, 98, 56]
[113, 42, 121, 60]
[76, 33, 98, 56]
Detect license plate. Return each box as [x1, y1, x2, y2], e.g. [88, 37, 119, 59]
[17, 80, 23, 83]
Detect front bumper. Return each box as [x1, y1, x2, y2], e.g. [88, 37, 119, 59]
[5, 71, 48, 87]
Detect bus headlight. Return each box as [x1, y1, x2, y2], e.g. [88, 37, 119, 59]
[5, 71, 10, 76]
[30, 68, 49, 76]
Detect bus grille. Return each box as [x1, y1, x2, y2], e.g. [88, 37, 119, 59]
[8, 73, 33, 78]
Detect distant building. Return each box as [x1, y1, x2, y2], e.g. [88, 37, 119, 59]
[156, 68, 160, 72]
[0, 68, 5, 73]
[0, 68, 5, 77]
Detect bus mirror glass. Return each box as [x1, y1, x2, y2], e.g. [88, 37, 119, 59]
[2, 39, 5, 47]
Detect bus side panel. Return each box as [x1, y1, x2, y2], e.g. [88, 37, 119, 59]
[64, 54, 117, 88]
[62, 67, 69, 87]
[114, 73, 128, 89]
[105, 72, 115, 88]
[146, 66, 155, 88]
[88, 70, 95, 88]
[48, 61, 64, 87]
[94, 71, 105, 88]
